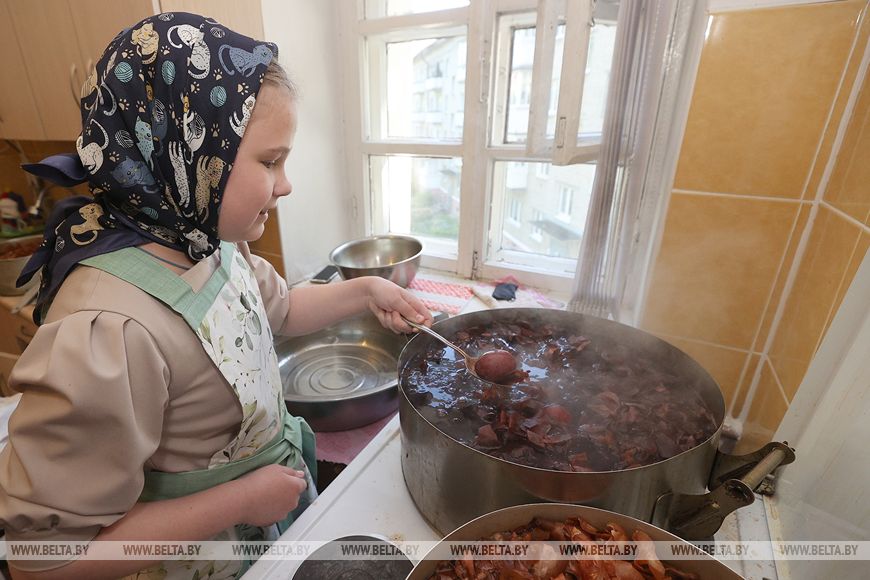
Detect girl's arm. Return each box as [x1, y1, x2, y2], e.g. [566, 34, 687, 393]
[280, 276, 432, 336]
[9, 465, 307, 580]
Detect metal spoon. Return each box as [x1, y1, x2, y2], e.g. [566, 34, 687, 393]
[401, 316, 517, 385]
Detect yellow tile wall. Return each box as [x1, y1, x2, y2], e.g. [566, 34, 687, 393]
[768, 206, 867, 400]
[641, 1, 870, 451]
[673, 1, 864, 199]
[643, 194, 799, 351]
[739, 358, 790, 452]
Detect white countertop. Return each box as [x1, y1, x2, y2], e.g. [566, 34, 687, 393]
[243, 414, 776, 579]
[242, 415, 439, 579]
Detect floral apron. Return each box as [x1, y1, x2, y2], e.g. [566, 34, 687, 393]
[81, 242, 317, 579]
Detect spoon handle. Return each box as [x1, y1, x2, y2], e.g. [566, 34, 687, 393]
[401, 315, 472, 361]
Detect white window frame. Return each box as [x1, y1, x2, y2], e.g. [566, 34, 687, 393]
[526, 0, 599, 164]
[340, 0, 626, 292]
[490, 11, 535, 147]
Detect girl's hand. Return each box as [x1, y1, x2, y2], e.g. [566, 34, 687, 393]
[365, 277, 433, 333]
[233, 464, 308, 527]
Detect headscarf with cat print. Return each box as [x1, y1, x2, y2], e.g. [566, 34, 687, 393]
[17, 12, 278, 324]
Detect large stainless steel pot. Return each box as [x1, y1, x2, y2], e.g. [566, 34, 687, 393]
[398, 308, 794, 540]
[406, 503, 743, 579]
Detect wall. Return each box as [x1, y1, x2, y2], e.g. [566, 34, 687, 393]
[260, 0, 353, 284]
[640, 0, 869, 452]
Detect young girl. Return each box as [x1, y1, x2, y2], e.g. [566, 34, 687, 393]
[0, 12, 432, 580]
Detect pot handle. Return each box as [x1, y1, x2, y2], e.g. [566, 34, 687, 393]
[651, 441, 795, 540]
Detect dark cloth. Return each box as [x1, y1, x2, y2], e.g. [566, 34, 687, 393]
[17, 12, 278, 323]
[492, 283, 518, 301]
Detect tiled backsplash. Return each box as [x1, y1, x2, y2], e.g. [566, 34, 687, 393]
[642, 0, 870, 452]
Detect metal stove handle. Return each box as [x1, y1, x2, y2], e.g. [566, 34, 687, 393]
[652, 441, 796, 541]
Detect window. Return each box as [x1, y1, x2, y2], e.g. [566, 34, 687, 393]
[376, 33, 467, 142]
[531, 210, 544, 241]
[492, 162, 592, 266]
[346, 0, 621, 289]
[369, 156, 462, 250]
[508, 197, 522, 224]
[504, 24, 535, 144]
[558, 186, 573, 219]
[365, 0, 469, 19]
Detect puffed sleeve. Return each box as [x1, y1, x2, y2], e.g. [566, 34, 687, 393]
[0, 311, 169, 571]
[239, 243, 292, 334]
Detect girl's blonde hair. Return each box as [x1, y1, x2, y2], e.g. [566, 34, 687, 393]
[263, 60, 299, 100]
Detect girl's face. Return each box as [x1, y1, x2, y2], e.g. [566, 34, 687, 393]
[217, 83, 297, 242]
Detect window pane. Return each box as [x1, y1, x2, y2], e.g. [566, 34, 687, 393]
[365, 0, 469, 19]
[546, 24, 566, 138]
[505, 27, 535, 144]
[491, 161, 596, 262]
[385, 35, 466, 140]
[578, 14, 618, 137]
[370, 156, 462, 249]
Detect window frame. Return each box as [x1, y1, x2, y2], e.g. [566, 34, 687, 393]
[341, 0, 616, 292]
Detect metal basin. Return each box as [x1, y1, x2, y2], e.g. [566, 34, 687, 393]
[277, 313, 408, 431]
[329, 235, 422, 288]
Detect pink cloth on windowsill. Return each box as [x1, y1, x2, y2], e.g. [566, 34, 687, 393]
[314, 412, 396, 464]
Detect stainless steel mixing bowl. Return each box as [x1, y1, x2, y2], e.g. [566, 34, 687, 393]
[329, 235, 422, 288]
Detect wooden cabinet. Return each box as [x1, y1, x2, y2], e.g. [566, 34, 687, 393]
[4, 0, 154, 140]
[70, 0, 156, 79]
[0, 0, 46, 140]
[0, 0, 266, 142]
[0, 297, 36, 355]
[5, 0, 89, 140]
[0, 352, 19, 396]
[159, 0, 264, 39]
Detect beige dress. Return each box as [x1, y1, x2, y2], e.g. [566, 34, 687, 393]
[0, 243, 296, 573]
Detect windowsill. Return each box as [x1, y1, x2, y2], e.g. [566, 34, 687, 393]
[292, 266, 571, 310]
[410, 267, 571, 312]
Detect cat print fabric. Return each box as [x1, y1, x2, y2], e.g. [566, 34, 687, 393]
[17, 12, 278, 324]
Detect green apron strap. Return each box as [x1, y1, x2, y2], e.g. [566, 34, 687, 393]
[139, 412, 316, 502]
[80, 242, 235, 328]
